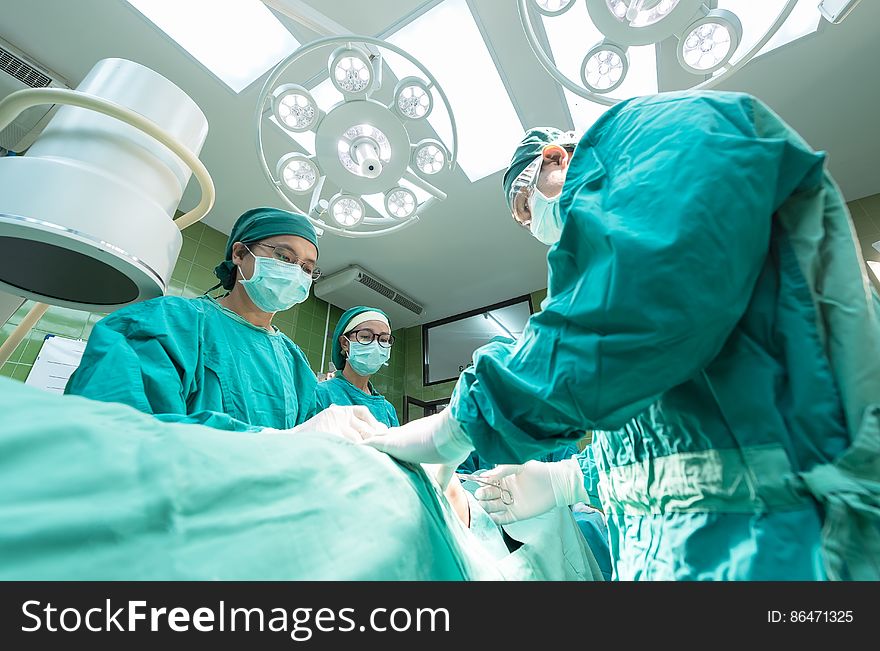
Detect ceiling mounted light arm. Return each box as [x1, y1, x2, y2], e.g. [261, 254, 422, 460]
[518, 0, 617, 106]
[402, 169, 447, 202]
[0, 87, 215, 231]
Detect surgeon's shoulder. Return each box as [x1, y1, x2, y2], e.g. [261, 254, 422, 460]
[96, 295, 208, 335]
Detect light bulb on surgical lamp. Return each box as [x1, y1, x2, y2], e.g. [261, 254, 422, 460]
[677, 9, 742, 74]
[272, 84, 321, 132]
[581, 42, 629, 93]
[276, 153, 319, 194]
[328, 194, 365, 228]
[393, 77, 433, 121]
[329, 46, 373, 96]
[413, 139, 447, 176]
[384, 187, 418, 220]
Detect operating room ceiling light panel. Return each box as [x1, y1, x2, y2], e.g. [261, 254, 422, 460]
[386, 0, 525, 182]
[524, 0, 827, 108]
[126, 0, 299, 93]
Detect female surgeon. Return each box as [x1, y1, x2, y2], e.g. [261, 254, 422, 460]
[67, 207, 381, 440]
[316, 306, 399, 427]
[366, 91, 880, 580]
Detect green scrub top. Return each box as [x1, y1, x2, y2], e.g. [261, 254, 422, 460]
[66, 295, 318, 431]
[315, 374, 400, 428]
[450, 91, 880, 580]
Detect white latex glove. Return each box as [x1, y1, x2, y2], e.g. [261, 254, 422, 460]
[262, 405, 387, 443]
[475, 458, 587, 525]
[362, 409, 473, 466]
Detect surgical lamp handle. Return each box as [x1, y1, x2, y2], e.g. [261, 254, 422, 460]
[0, 87, 215, 232]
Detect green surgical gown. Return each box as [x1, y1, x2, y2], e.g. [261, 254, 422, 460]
[66, 295, 317, 431]
[450, 91, 880, 580]
[315, 374, 400, 427]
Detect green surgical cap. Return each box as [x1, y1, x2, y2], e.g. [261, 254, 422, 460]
[501, 127, 580, 204]
[332, 306, 391, 371]
[213, 207, 319, 290]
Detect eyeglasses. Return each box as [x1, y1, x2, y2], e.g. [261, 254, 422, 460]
[249, 242, 321, 280]
[508, 154, 543, 228]
[346, 329, 394, 348]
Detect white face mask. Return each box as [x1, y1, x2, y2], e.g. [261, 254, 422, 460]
[238, 247, 312, 313]
[528, 189, 564, 246]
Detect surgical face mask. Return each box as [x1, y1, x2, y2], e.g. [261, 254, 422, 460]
[238, 246, 312, 313]
[346, 341, 390, 376]
[527, 189, 563, 246]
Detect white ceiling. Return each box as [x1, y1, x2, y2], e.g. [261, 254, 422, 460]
[2, 0, 878, 324]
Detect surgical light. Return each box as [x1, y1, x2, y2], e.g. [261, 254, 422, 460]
[329, 194, 365, 227]
[677, 9, 742, 74]
[329, 46, 373, 95]
[384, 187, 418, 220]
[393, 77, 433, 120]
[413, 139, 447, 175]
[521, 0, 824, 109]
[272, 84, 320, 132]
[257, 35, 458, 237]
[581, 42, 629, 93]
[0, 58, 212, 312]
[276, 153, 319, 193]
[0, 58, 214, 368]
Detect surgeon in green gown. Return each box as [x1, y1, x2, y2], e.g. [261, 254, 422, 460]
[66, 207, 380, 439]
[367, 91, 880, 580]
[315, 306, 399, 428]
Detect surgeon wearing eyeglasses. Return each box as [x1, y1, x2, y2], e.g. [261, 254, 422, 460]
[316, 306, 399, 428]
[67, 207, 382, 441]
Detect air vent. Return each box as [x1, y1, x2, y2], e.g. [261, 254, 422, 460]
[393, 293, 423, 315]
[314, 265, 425, 327]
[0, 46, 51, 88]
[357, 272, 396, 300]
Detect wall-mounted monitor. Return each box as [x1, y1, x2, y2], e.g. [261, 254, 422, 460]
[422, 295, 533, 386]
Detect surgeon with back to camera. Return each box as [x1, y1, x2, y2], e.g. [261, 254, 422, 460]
[366, 91, 880, 581]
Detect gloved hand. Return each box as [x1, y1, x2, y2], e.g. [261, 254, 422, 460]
[475, 458, 587, 525]
[262, 405, 387, 443]
[362, 409, 473, 466]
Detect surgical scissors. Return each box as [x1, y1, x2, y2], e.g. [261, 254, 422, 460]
[455, 473, 514, 505]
